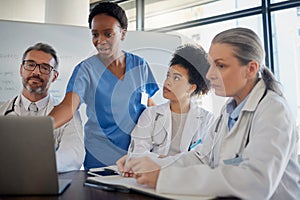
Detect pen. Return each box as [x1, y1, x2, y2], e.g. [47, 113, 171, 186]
[84, 182, 115, 191]
[84, 182, 130, 193]
[122, 140, 135, 176]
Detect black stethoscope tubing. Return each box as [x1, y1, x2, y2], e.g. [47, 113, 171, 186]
[151, 113, 167, 147]
[4, 96, 18, 116]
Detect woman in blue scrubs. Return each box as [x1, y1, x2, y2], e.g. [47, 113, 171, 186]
[49, 2, 159, 169]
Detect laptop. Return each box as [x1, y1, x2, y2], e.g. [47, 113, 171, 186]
[0, 116, 71, 195]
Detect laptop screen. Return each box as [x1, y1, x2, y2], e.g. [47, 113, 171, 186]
[0, 116, 69, 195]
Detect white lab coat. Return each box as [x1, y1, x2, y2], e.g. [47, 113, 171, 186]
[155, 80, 300, 200]
[0, 94, 85, 173]
[130, 101, 213, 156]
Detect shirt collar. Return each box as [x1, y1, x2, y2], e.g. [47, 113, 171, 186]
[21, 94, 50, 111]
[226, 95, 249, 120]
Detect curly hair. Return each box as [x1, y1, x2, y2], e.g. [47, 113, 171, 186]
[170, 44, 210, 96]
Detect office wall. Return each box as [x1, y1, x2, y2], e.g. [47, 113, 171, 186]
[0, 0, 89, 26]
[0, 20, 182, 105]
[0, 20, 94, 102]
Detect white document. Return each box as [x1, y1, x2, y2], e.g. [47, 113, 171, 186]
[86, 166, 213, 200]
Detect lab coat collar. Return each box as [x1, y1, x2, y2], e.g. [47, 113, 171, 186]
[21, 94, 50, 111]
[242, 79, 267, 112]
[156, 101, 204, 151]
[225, 79, 266, 113]
[224, 79, 266, 135]
[154, 101, 172, 131]
[13, 94, 55, 115]
[155, 101, 170, 116]
[155, 101, 204, 152]
[180, 104, 205, 151]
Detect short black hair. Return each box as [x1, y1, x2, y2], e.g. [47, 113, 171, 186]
[22, 42, 59, 69]
[88, 2, 128, 30]
[170, 44, 210, 96]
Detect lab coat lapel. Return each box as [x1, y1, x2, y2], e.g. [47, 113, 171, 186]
[225, 80, 266, 138]
[219, 82, 267, 161]
[10, 95, 22, 116]
[46, 95, 56, 115]
[180, 108, 201, 151]
[153, 103, 172, 146]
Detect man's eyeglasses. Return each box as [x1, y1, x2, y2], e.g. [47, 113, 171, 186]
[22, 60, 56, 75]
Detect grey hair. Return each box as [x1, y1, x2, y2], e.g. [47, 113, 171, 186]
[211, 27, 282, 96]
[22, 42, 59, 70]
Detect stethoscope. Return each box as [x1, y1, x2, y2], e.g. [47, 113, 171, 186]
[193, 114, 224, 168]
[4, 96, 18, 116]
[197, 89, 266, 168]
[209, 114, 223, 167]
[151, 113, 167, 147]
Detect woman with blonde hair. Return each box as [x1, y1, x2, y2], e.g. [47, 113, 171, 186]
[118, 27, 300, 199]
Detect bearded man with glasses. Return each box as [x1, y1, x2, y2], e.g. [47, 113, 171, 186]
[0, 43, 85, 173]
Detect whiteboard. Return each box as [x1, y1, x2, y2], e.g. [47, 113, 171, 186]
[0, 20, 182, 104]
[0, 20, 95, 102]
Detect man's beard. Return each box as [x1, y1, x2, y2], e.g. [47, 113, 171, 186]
[25, 84, 44, 94]
[23, 76, 46, 94]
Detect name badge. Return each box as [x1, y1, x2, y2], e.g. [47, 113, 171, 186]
[141, 91, 148, 106]
[223, 154, 244, 166]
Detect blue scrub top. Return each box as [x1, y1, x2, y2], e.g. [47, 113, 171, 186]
[66, 52, 159, 169]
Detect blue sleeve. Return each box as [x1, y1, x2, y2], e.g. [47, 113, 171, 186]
[66, 62, 88, 105]
[144, 61, 159, 98]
